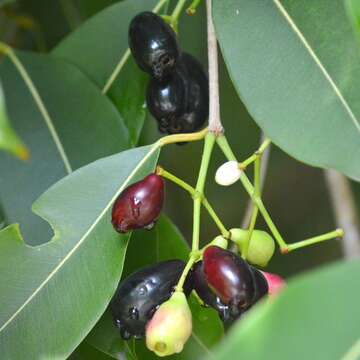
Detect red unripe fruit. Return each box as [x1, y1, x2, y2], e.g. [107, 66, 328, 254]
[111, 174, 165, 233]
[261, 271, 286, 296]
[203, 246, 255, 310]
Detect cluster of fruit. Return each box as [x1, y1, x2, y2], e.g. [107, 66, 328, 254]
[111, 173, 284, 356]
[129, 12, 208, 135]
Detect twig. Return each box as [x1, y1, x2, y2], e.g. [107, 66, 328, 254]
[324, 169, 360, 259]
[206, 0, 223, 134]
[241, 132, 271, 228]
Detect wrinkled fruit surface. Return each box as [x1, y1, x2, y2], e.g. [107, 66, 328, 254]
[203, 246, 268, 314]
[111, 260, 190, 340]
[111, 173, 164, 233]
[129, 11, 179, 79]
[146, 52, 209, 135]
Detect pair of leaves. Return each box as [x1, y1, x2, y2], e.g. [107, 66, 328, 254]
[213, 0, 360, 181]
[208, 258, 360, 360]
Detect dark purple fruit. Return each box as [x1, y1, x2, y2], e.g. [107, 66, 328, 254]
[129, 12, 179, 79]
[111, 174, 164, 233]
[192, 261, 236, 324]
[146, 52, 208, 134]
[250, 266, 269, 303]
[203, 246, 255, 312]
[111, 260, 191, 340]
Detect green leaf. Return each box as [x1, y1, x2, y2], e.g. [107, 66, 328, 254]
[208, 259, 360, 360]
[0, 144, 160, 359]
[345, 0, 360, 41]
[70, 341, 116, 360]
[0, 81, 28, 160]
[213, 0, 360, 181]
[0, 51, 130, 244]
[87, 216, 224, 359]
[53, 0, 160, 146]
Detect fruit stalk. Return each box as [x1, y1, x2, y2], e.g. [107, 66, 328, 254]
[216, 134, 343, 252]
[156, 166, 229, 237]
[242, 157, 261, 259]
[206, 0, 223, 134]
[192, 133, 216, 251]
[187, 0, 202, 15]
[171, 0, 189, 28]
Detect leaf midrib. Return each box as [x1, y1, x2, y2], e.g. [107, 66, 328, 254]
[272, 0, 360, 134]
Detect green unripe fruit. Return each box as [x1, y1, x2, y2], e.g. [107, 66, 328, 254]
[230, 228, 275, 267]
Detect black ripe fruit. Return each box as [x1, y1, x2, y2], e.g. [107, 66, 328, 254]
[110, 260, 189, 340]
[129, 12, 179, 79]
[146, 52, 209, 134]
[111, 174, 164, 233]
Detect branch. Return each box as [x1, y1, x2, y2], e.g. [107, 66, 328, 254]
[206, 0, 223, 134]
[324, 169, 360, 259]
[241, 132, 271, 228]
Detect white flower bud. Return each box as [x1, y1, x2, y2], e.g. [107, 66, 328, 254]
[215, 161, 241, 186]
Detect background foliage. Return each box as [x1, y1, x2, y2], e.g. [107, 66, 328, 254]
[0, 0, 360, 359]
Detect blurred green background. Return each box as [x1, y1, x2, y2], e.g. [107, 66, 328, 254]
[0, 0, 352, 279]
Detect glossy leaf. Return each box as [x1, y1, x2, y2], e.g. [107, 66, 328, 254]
[70, 341, 115, 360]
[208, 259, 360, 360]
[0, 51, 130, 244]
[0, 81, 28, 160]
[0, 144, 160, 359]
[54, 0, 160, 145]
[87, 216, 224, 359]
[213, 0, 360, 181]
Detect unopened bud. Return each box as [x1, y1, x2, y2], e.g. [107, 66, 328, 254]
[215, 161, 241, 186]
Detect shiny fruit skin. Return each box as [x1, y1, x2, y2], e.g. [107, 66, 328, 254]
[111, 260, 190, 340]
[192, 261, 235, 324]
[203, 246, 255, 311]
[111, 174, 164, 233]
[129, 12, 179, 79]
[146, 52, 208, 134]
[250, 266, 269, 303]
[146, 66, 186, 134]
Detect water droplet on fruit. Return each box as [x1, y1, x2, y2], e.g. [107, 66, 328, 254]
[129, 307, 139, 320]
[138, 285, 147, 296]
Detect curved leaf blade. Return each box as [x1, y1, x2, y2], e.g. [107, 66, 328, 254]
[208, 259, 360, 360]
[213, 0, 360, 181]
[0, 51, 130, 243]
[87, 216, 224, 359]
[0, 144, 160, 359]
